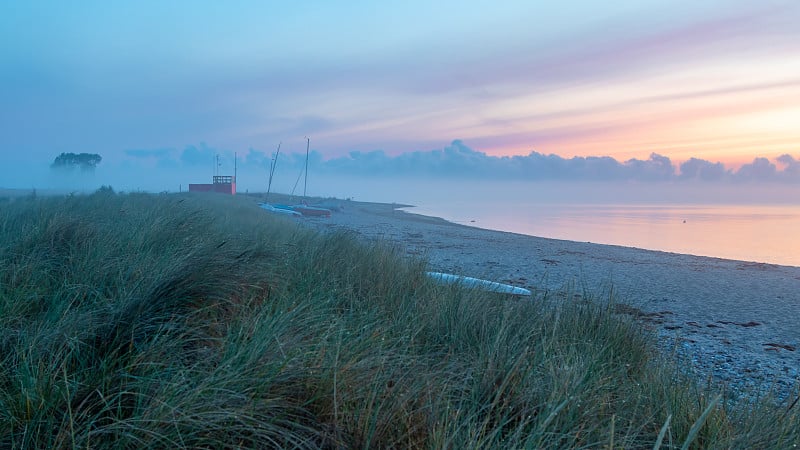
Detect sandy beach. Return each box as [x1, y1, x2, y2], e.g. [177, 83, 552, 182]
[300, 199, 800, 403]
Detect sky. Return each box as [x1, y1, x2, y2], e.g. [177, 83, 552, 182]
[1, 1, 800, 198]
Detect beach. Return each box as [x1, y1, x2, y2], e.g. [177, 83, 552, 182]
[303, 199, 800, 403]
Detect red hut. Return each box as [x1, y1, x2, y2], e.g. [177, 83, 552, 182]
[189, 154, 239, 195]
[189, 175, 236, 195]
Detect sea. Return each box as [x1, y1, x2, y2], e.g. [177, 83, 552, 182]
[401, 201, 800, 268]
[318, 177, 800, 267]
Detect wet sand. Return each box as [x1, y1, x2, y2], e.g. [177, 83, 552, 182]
[299, 199, 800, 402]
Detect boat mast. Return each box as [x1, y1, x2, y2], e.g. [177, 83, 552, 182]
[303, 137, 310, 199]
[266, 142, 280, 202]
[290, 137, 311, 202]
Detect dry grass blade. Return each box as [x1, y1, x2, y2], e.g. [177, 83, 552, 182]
[653, 414, 671, 450]
[681, 395, 721, 450]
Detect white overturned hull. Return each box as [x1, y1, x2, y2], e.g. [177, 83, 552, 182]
[259, 203, 302, 217]
[426, 271, 532, 296]
[292, 205, 332, 217]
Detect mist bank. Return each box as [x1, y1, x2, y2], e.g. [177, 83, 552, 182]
[9, 171, 800, 209]
[305, 176, 800, 207]
[135, 140, 800, 184]
[6, 140, 800, 205]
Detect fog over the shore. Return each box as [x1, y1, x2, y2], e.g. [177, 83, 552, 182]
[6, 140, 800, 205]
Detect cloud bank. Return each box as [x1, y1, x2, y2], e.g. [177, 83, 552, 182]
[116, 140, 800, 185]
[292, 140, 799, 184]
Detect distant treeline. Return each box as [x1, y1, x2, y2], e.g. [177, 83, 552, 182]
[51, 152, 102, 171]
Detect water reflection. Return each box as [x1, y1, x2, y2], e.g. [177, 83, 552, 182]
[410, 203, 800, 267]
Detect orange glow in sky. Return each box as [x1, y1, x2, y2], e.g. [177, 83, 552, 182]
[426, 58, 800, 169]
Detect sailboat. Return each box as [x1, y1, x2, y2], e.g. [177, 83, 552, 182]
[289, 138, 331, 218]
[259, 143, 301, 216]
[258, 138, 331, 218]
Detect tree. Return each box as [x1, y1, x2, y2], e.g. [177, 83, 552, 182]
[51, 153, 102, 171]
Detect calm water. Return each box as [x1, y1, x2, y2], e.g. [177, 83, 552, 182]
[405, 202, 800, 267]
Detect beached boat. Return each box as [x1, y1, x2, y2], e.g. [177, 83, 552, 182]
[426, 271, 532, 296]
[291, 204, 332, 217]
[287, 137, 332, 218]
[259, 141, 330, 217]
[260, 201, 331, 218]
[259, 203, 301, 217]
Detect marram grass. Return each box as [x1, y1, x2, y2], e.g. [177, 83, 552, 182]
[0, 190, 797, 448]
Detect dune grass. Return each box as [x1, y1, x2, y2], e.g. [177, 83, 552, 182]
[0, 190, 798, 448]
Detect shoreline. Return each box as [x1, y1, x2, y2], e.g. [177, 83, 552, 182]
[399, 202, 800, 269]
[402, 205, 798, 267]
[303, 198, 800, 403]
